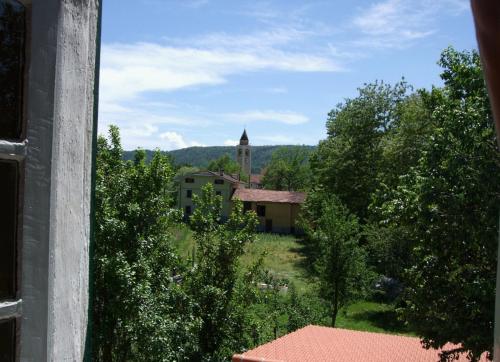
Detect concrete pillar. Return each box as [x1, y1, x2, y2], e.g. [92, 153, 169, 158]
[18, 0, 101, 360]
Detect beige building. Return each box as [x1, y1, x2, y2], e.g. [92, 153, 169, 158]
[232, 188, 306, 234]
[177, 170, 244, 220]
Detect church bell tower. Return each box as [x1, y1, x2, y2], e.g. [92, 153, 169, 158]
[236, 129, 251, 176]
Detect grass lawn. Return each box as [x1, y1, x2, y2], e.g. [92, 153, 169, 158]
[172, 225, 412, 336]
[336, 301, 413, 336]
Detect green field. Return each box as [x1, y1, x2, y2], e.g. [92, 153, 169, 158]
[172, 226, 411, 336]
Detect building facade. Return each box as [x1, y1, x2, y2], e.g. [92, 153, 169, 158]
[178, 171, 244, 220]
[232, 188, 306, 234]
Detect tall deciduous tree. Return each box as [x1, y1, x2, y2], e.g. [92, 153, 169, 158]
[93, 126, 198, 361]
[311, 81, 411, 221]
[187, 183, 258, 360]
[304, 195, 370, 327]
[262, 146, 311, 191]
[389, 48, 499, 361]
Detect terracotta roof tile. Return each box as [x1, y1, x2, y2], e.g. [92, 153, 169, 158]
[233, 189, 306, 204]
[250, 174, 263, 184]
[188, 170, 244, 184]
[232, 325, 489, 362]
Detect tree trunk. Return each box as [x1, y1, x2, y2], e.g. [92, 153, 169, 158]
[332, 303, 338, 327]
[332, 281, 339, 327]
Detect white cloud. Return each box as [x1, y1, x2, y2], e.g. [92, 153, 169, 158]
[351, 0, 469, 48]
[98, 101, 211, 150]
[225, 110, 309, 125]
[159, 131, 204, 150]
[224, 139, 240, 146]
[100, 29, 341, 104]
[98, 25, 341, 150]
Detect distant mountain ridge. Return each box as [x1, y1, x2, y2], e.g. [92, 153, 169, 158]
[123, 145, 316, 174]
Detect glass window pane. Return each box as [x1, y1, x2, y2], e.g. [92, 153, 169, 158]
[0, 319, 16, 362]
[0, 0, 25, 139]
[0, 160, 18, 299]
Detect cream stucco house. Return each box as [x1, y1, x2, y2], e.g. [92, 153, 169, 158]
[178, 170, 245, 220]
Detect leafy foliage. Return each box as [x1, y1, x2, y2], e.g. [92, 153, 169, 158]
[207, 153, 241, 175]
[311, 80, 412, 222]
[390, 48, 499, 361]
[187, 183, 259, 360]
[307, 47, 497, 360]
[302, 194, 371, 326]
[93, 126, 198, 361]
[261, 146, 312, 191]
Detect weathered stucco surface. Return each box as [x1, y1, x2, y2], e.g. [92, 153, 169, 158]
[20, 0, 100, 360]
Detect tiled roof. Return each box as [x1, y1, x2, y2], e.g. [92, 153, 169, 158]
[188, 170, 244, 184]
[250, 174, 263, 184]
[232, 325, 489, 362]
[233, 189, 306, 204]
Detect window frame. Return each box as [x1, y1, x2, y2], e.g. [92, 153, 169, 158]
[0, 2, 29, 360]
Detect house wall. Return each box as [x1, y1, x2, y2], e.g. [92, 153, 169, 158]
[242, 202, 302, 234]
[178, 175, 237, 219]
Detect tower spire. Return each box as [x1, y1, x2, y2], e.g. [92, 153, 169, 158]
[240, 129, 249, 145]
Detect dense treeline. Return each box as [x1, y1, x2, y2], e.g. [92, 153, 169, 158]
[301, 47, 499, 361]
[123, 145, 316, 174]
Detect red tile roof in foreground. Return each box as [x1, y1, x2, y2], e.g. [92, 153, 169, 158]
[232, 188, 306, 204]
[232, 325, 488, 362]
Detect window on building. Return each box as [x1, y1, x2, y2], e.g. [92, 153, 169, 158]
[0, 2, 26, 360]
[214, 179, 224, 185]
[186, 189, 192, 198]
[216, 191, 222, 196]
[0, 0, 26, 140]
[0, 160, 19, 299]
[185, 177, 194, 183]
[257, 205, 266, 217]
[185, 205, 192, 216]
[243, 201, 252, 212]
[0, 319, 16, 361]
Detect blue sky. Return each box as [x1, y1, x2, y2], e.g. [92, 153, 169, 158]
[99, 0, 477, 150]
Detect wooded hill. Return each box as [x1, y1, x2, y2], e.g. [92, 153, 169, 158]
[123, 145, 316, 173]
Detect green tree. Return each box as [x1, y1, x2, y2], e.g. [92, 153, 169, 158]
[388, 48, 499, 361]
[311, 81, 411, 221]
[187, 183, 258, 360]
[207, 153, 241, 175]
[261, 146, 311, 191]
[93, 126, 198, 361]
[365, 92, 435, 279]
[305, 195, 370, 326]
